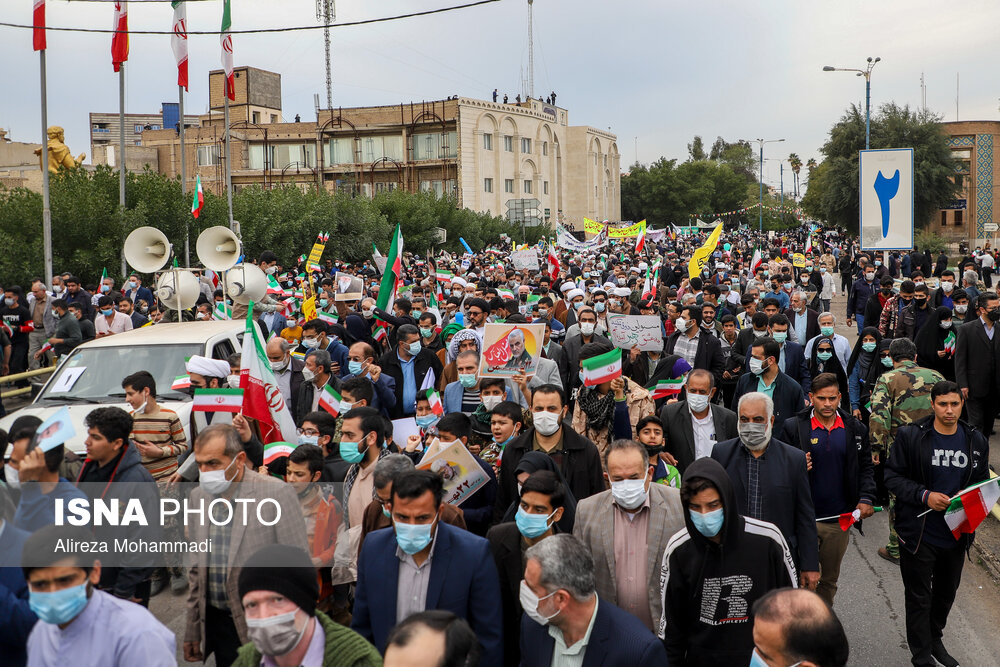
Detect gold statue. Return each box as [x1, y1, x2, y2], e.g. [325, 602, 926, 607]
[34, 126, 85, 172]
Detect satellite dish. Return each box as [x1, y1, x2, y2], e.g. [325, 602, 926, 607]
[155, 270, 200, 310]
[124, 226, 172, 273]
[196, 226, 241, 271]
[226, 263, 267, 305]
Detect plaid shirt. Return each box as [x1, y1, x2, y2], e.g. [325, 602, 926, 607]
[742, 444, 766, 520]
[207, 503, 233, 610]
[673, 329, 700, 368]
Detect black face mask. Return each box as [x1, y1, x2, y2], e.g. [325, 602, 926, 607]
[644, 444, 663, 458]
[914, 298, 927, 308]
[988, 308, 1000, 323]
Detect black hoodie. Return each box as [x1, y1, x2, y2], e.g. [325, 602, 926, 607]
[657, 458, 797, 667]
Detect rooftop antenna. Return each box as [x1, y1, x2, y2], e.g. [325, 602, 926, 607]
[527, 0, 534, 99]
[920, 72, 926, 111]
[316, 0, 335, 110]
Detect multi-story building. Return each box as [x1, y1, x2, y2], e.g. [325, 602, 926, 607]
[137, 66, 621, 228]
[931, 120, 1000, 248]
[89, 104, 200, 166]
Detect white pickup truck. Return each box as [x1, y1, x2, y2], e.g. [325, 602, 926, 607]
[0, 321, 244, 455]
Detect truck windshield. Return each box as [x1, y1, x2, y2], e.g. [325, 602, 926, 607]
[38, 344, 204, 403]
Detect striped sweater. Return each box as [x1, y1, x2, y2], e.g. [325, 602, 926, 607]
[130, 404, 188, 479]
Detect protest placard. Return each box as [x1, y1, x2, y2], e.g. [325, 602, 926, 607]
[607, 314, 663, 351]
[417, 439, 490, 506]
[334, 272, 364, 301]
[479, 322, 545, 377]
[510, 249, 540, 271]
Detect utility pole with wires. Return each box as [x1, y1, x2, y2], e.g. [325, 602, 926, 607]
[527, 0, 534, 99]
[316, 0, 335, 109]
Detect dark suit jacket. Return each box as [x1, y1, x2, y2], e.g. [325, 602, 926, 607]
[955, 317, 1000, 397]
[730, 371, 806, 434]
[659, 401, 738, 473]
[352, 522, 503, 665]
[257, 312, 288, 339]
[519, 595, 667, 667]
[0, 522, 35, 667]
[379, 347, 444, 418]
[778, 341, 810, 392]
[294, 373, 342, 426]
[487, 522, 529, 667]
[710, 436, 818, 572]
[544, 341, 570, 391]
[664, 330, 725, 387]
[783, 307, 820, 344]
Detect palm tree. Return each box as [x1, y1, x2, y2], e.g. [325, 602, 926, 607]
[788, 153, 802, 199]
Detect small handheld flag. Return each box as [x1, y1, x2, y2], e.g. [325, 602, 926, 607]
[580, 348, 622, 387]
[648, 377, 685, 400]
[262, 441, 296, 466]
[426, 389, 444, 416]
[192, 388, 244, 413]
[171, 374, 191, 391]
[317, 384, 342, 417]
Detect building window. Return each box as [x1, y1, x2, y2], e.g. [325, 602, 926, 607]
[134, 140, 142, 146]
[412, 131, 458, 160]
[543, 141, 548, 156]
[523, 179, 532, 194]
[543, 181, 549, 195]
[252, 111, 260, 124]
[134, 124, 143, 133]
[940, 210, 948, 226]
[270, 114, 278, 124]
[484, 178, 493, 193]
[252, 143, 317, 170]
[504, 136, 513, 152]
[521, 138, 531, 153]
[504, 178, 514, 193]
[361, 135, 403, 163]
[954, 209, 964, 226]
[197, 145, 220, 166]
[483, 133, 493, 150]
[325, 137, 355, 165]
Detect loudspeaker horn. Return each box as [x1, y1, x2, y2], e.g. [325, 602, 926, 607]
[226, 263, 268, 305]
[124, 226, 172, 273]
[155, 270, 201, 311]
[196, 226, 242, 271]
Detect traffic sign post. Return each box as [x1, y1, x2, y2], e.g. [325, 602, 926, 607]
[859, 148, 914, 251]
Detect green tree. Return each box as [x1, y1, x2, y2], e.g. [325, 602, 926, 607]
[709, 137, 757, 182]
[813, 103, 959, 233]
[620, 158, 747, 227]
[801, 160, 830, 222]
[687, 136, 707, 162]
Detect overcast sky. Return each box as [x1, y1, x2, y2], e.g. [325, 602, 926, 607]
[2, 0, 998, 192]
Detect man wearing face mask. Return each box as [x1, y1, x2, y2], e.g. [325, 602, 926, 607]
[266, 337, 304, 418]
[519, 533, 668, 666]
[659, 369, 738, 474]
[494, 385, 604, 522]
[232, 544, 381, 667]
[878, 279, 915, 338]
[562, 306, 612, 396]
[295, 349, 342, 427]
[35, 299, 81, 361]
[352, 470, 503, 663]
[184, 355, 235, 444]
[665, 304, 726, 389]
[340, 407, 391, 530]
[804, 312, 851, 370]
[343, 341, 396, 417]
[712, 392, 819, 590]
[784, 290, 819, 345]
[659, 457, 797, 666]
[899, 283, 933, 340]
[949, 288, 972, 324]
[847, 264, 878, 332]
[22, 524, 176, 666]
[183, 424, 309, 665]
[954, 292, 1000, 438]
[379, 324, 443, 419]
[122, 273, 154, 305]
[573, 439, 684, 631]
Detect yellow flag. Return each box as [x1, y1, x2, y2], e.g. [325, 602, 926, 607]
[301, 296, 317, 322]
[688, 224, 724, 279]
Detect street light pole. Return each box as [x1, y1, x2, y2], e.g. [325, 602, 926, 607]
[752, 138, 785, 232]
[823, 57, 880, 150]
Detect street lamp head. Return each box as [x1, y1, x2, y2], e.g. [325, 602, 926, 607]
[867, 56, 872, 63]
[822, 66, 835, 71]
[874, 57, 881, 63]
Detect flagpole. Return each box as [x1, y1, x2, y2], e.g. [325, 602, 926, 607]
[179, 84, 189, 266]
[119, 64, 127, 276]
[39, 48, 53, 291]
[223, 91, 234, 230]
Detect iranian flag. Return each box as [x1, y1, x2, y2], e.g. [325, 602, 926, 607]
[111, 1, 128, 73]
[220, 0, 235, 101]
[191, 174, 204, 218]
[749, 248, 764, 273]
[580, 348, 622, 387]
[805, 235, 813, 255]
[39, 341, 53, 355]
[240, 303, 298, 443]
[317, 312, 338, 325]
[641, 264, 657, 300]
[171, 374, 191, 391]
[192, 388, 244, 413]
[547, 242, 560, 282]
[263, 441, 296, 466]
[266, 274, 283, 295]
[635, 227, 646, 254]
[944, 478, 1000, 539]
[435, 269, 454, 283]
[426, 388, 444, 416]
[317, 384, 342, 417]
[33, 0, 45, 51]
[376, 224, 404, 312]
[648, 377, 684, 399]
[171, 1, 188, 90]
[944, 331, 956, 355]
[212, 301, 232, 320]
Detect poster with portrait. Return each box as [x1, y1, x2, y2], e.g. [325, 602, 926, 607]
[479, 322, 545, 378]
[417, 438, 490, 506]
[32, 406, 76, 453]
[334, 272, 364, 301]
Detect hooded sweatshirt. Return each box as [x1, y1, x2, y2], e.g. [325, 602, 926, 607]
[657, 458, 797, 667]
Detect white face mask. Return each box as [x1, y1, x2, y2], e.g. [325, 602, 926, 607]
[199, 456, 239, 495]
[4, 463, 20, 490]
[674, 317, 688, 333]
[533, 411, 562, 436]
[519, 580, 558, 626]
[687, 393, 710, 413]
[955, 304, 968, 314]
[610, 472, 649, 510]
[482, 395, 504, 411]
[579, 322, 595, 336]
[227, 374, 241, 389]
[301, 368, 316, 382]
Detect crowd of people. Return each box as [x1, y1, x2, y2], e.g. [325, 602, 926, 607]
[1, 223, 998, 667]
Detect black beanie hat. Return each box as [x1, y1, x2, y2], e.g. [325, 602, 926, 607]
[237, 544, 318, 616]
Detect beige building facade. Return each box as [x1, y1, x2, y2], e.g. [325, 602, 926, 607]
[931, 120, 1000, 248]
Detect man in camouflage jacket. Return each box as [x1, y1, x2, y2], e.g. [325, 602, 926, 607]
[869, 338, 945, 561]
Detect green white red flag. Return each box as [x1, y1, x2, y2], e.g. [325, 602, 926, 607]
[944, 331, 956, 355]
[171, 374, 191, 391]
[191, 174, 204, 218]
[240, 303, 298, 442]
[317, 384, 342, 417]
[111, 1, 128, 72]
[171, 1, 188, 90]
[944, 478, 1000, 539]
[376, 224, 403, 312]
[580, 348, 622, 387]
[426, 388, 444, 416]
[648, 377, 684, 400]
[192, 388, 243, 413]
[220, 0, 234, 100]
[263, 441, 296, 465]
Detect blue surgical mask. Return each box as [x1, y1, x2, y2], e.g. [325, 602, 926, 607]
[772, 332, 787, 344]
[594, 302, 606, 313]
[408, 341, 422, 356]
[817, 351, 833, 362]
[515, 506, 556, 539]
[298, 433, 319, 446]
[319, 298, 329, 308]
[459, 373, 478, 388]
[382, 506, 392, 519]
[689, 507, 724, 538]
[862, 342, 877, 353]
[443, 288, 451, 296]
[881, 356, 894, 368]
[128, 281, 137, 289]
[412, 309, 422, 318]
[394, 518, 436, 555]
[348, 360, 364, 376]
[820, 326, 834, 337]
[100, 284, 110, 293]
[416, 414, 437, 429]
[339, 437, 368, 464]
[29, 581, 90, 625]
[101, 308, 114, 317]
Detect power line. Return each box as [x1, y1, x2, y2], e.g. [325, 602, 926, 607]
[0, 0, 501, 35]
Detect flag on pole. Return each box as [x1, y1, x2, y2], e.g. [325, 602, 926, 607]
[580, 348, 622, 387]
[212, 301, 232, 320]
[547, 242, 560, 282]
[220, 0, 235, 101]
[944, 478, 1000, 539]
[191, 174, 204, 218]
[266, 275, 283, 295]
[317, 384, 342, 417]
[688, 224, 724, 279]
[420, 368, 436, 392]
[240, 302, 298, 443]
[375, 224, 403, 313]
[33, 0, 45, 51]
[943, 331, 956, 355]
[634, 226, 646, 254]
[262, 441, 296, 466]
[171, 1, 188, 90]
[372, 242, 382, 258]
[648, 377, 685, 400]
[171, 374, 191, 391]
[426, 388, 444, 416]
[192, 388, 244, 413]
[805, 235, 813, 255]
[111, 1, 128, 72]
[749, 247, 764, 273]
